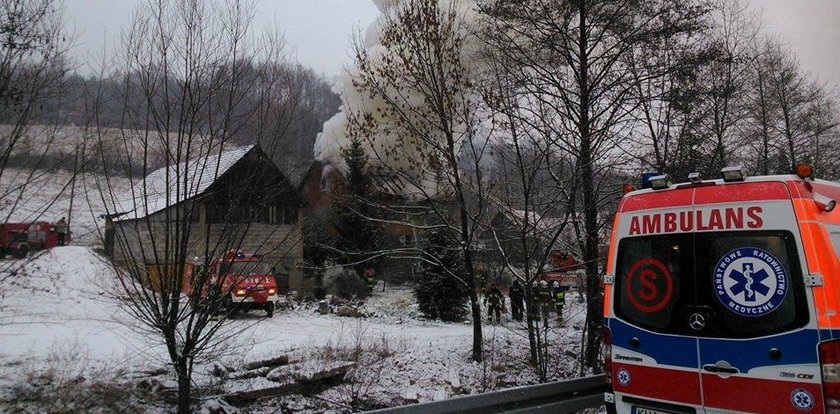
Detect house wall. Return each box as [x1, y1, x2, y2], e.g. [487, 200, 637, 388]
[110, 210, 305, 289]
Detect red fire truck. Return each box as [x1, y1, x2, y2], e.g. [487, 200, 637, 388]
[0, 221, 69, 259]
[187, 250, 279, 317]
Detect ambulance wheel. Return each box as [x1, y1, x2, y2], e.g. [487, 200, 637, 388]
[265, 304, 274, 318]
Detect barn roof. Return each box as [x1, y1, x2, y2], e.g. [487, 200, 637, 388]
[111, 145, 256, 221]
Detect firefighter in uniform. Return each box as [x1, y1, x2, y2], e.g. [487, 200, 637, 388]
[537, 280, 552, 328]
[364, 269, 376, 293]
[552, 281, 566, 322]
[509, 280, 524, 322]
[54, 217, 67, 246]
[485, 285, 504, 324]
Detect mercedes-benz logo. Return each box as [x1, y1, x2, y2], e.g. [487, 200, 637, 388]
[689, 313, 706, 330]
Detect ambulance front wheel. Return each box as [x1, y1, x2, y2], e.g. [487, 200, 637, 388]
[265, 303, 274, 318]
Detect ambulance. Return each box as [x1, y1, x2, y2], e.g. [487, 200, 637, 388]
[603, 165, 840, 414]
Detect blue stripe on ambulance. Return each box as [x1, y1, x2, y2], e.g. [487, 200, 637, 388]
[608, 318, 819, 370]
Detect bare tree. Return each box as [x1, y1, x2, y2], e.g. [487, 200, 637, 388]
[742, 37, 780, 175]
[479, 0, 709, 371]
[765, 43, 837, 174]
[694, 0, 758, 174]
[0, 0, 70, 271]
[478, 50, 577, 379]
[92, 1, 303, 412]
[346, 0, 491, 363]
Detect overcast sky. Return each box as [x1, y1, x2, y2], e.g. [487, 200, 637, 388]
[64, 0, 839, 89]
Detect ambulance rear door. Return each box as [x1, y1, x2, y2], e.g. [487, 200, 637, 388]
[692, 189, 821, 413]
[611, 189, 704, 413]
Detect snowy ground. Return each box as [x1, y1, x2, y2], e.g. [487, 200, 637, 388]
[0, 168, 130, 245]
[0, 246, 591, 413]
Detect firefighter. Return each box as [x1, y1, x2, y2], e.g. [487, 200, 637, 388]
[538, 280, 552, 329]
[509, 279, 524, 322]
[552, 281, 566, 322]
[364, 268, 376, 293]
[54, 217, 67, 246]
[484, 285, 504, 324]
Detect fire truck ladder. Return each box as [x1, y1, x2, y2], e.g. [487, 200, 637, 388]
[363, 374, 608, 414]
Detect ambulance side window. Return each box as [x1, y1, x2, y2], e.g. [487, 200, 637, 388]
[826, 225, 840, 258]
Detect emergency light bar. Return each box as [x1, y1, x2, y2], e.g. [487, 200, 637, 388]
[688, 172, 702, 184]
[721, 166, 746, 182]
[648, 174, 672, 190]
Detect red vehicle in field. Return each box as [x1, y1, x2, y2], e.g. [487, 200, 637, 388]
[195, 250, 279, 317]
[0, 221, 69, 258]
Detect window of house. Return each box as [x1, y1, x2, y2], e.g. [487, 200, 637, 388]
[320, 174, 329, 192]
[400, 234, 414, 246]
[283, 205, 298, 224]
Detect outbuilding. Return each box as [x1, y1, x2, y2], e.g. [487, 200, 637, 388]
[104, 145, 304, 289]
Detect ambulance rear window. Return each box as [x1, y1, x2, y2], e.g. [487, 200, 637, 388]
[615, 231, 808, 338]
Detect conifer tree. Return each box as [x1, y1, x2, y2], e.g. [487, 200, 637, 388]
[335, 137, 383, 276]
[414, 230, 468, 322]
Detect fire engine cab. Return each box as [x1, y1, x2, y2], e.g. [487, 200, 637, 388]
[604, 165, 840, 414]
[197, 250, 279, 317]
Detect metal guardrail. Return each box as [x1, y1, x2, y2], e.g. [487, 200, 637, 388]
[364, 374, 608, 414]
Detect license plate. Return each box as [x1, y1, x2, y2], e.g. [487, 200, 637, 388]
[632, 407, 674, 414]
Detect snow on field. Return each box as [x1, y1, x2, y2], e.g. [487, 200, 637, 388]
[0, 245, 589, 412]
[0, 169, 131, 245]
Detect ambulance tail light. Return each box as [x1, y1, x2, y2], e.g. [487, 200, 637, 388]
[819, 339, 840, 413]
[603, 326, 613, 384]
[648, 174, 671, 190]
[721, 166, 746, 182]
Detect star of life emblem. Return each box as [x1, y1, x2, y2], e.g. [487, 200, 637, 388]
[616, 368, 630, 386]
[790, 388, 814, 411]
[713, 247, 788, 317]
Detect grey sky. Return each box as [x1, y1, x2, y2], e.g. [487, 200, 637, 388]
[65, 0, 839, 89]
[65, 0, 379, 76]
[753, 0, 840, 89]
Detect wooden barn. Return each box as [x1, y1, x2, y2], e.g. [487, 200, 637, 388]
[104, 145, 304, 288]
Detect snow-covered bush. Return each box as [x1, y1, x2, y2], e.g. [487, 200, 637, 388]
[323, 267, 369, 299]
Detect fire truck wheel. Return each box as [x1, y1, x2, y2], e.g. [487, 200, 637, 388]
[265, 304, 274, 318]
[15, 245, 28, 259]
[224, 298, 238, 318]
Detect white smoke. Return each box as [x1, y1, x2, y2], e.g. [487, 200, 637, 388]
[313, 0, 486, 182]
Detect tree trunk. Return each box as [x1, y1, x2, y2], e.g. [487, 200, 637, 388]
[526, 293, 538, 365]
[464, 244, 483, 363]
[176, 358, 192, 414]
[577, 3, 603, 374]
